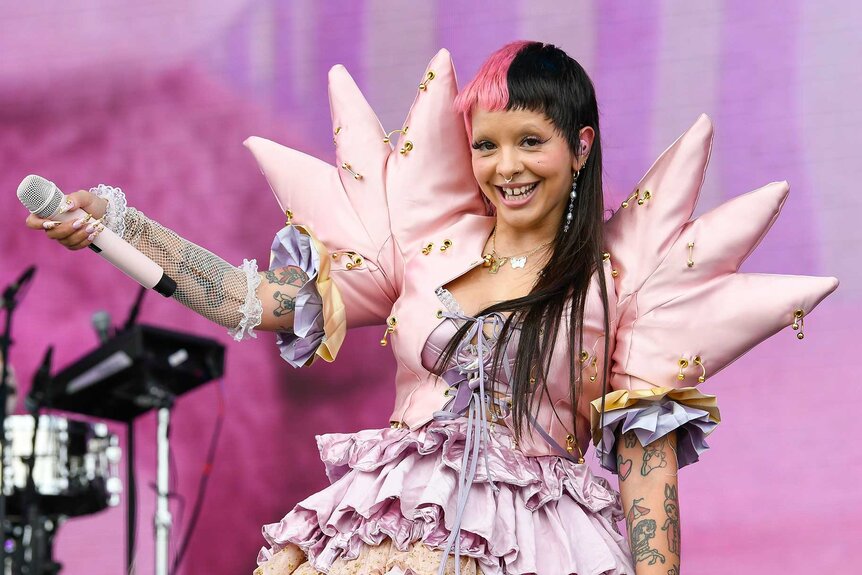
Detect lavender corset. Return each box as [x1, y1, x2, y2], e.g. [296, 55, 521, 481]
[420, 288, 524, 575]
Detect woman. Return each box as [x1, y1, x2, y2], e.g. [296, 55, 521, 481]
[26, 41, 836, 574]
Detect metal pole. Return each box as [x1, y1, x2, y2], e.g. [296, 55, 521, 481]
[154, 407, 172, 575]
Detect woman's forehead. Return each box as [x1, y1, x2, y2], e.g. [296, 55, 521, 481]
[471, 107, 555, 134]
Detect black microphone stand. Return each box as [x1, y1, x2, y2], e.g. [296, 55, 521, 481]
[0, 266, 37, 574]
[1, 305, 17, 574]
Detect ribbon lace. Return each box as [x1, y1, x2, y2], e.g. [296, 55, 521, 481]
[432, 310, 510, 575]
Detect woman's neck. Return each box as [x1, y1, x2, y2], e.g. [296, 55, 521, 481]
[491, 219, 557, 256]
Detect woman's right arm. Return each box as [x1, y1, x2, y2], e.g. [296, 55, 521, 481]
[25, 190, 311, 337]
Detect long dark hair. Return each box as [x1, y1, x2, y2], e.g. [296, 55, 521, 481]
[436, 41, 611, 444]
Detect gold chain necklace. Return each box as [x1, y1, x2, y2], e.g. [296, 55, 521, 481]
[482, 227, 551, 274]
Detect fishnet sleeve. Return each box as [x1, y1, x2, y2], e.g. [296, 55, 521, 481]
[122, 207, 263, 341]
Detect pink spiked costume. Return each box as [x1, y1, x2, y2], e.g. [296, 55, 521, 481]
[233, 49, 839, 575]
[15, 46, 802, 575]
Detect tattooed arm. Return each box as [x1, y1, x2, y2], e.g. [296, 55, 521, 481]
[617, 429, 681, 575]
[255, 266, 310, 332]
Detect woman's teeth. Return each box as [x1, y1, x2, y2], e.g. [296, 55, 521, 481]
[502, 183, 537, 199]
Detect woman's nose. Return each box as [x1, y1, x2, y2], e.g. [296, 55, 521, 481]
[496, 148, 523, 180]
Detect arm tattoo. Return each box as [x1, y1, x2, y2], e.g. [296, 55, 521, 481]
[265, 266, 308, 287]
[617, 453, 633, 481]
[641, 435, 669, 476]
[661, 484, 681, 554]
[626, 498, 666, 565]
[624, 430, 637, 448]
[272, 291, 296, 317]
[267, 266, 308, 318]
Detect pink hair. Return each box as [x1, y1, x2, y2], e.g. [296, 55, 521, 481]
[454, 41, 532, 136]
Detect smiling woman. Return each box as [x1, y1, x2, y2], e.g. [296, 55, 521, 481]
[25, 39, 837, 575]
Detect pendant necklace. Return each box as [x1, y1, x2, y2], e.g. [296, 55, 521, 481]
[482, 227, 551, 274]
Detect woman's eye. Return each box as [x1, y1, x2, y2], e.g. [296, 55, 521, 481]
[522, 136, 544, 147]
[471, 141, 495, 151]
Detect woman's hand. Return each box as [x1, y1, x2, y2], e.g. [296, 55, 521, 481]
[24, 190, 109, 250]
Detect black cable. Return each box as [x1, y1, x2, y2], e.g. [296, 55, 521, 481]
[171, 379, 226, 574]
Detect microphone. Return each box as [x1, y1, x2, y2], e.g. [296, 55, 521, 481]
[25, 346, 53, 414]
[92, 310, 113, 343]
[17, 175, 176, 297]
[1, 265, 36, 310]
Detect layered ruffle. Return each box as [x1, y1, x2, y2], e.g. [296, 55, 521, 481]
[270, 225, 346, 367]
[590, 387, 720, 472]
[258, 420, 635, 575]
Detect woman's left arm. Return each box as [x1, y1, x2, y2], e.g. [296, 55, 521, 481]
[617, 429, 681, 575]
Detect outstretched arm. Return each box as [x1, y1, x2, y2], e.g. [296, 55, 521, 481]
[617, 429, 681, 575]
[25, 190, 309, 336]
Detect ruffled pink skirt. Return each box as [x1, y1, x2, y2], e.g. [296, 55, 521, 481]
[256, 420, 635, 575]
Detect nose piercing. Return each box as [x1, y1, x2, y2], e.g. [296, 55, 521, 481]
[504, 175, 513, 184]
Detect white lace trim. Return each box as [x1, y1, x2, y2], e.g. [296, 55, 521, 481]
[229, 259, 263, 342]
[89, 184, 128, 237]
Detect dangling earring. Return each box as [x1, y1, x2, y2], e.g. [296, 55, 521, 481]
[563, 167, 580, 233]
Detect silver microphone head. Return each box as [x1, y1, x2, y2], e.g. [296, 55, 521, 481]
[17, 175, 64, 218]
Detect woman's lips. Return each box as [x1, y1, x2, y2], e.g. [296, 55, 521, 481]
[496, 182, 539, 208]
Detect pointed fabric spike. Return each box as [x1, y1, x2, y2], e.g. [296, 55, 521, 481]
[605, 114, 714, 301]
[386, 49, 486, 254]
[634, 181, 790, 313]
[327, 64, 392, 247]
[243, 137, 380, 255]
[612, 272, 839, 391]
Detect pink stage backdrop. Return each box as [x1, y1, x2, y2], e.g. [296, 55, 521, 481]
[1, 1, 859, 574]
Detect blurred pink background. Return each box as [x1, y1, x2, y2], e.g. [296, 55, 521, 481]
[1, 1, 859, 574]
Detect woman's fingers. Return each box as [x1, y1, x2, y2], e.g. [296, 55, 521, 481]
[42, 215, 105, 250]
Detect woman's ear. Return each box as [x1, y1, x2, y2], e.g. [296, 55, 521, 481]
[573, 126, 596, 170]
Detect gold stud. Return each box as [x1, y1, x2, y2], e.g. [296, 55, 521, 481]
[285, 209, 293, 227]
[440, 239, 452, 252]
[602, 252, 611, 261]
[693, 356, 706, 383]
[421, 243, 433, 255]
[589, 357, 598, 382]
[436, 309, 444, 319]
[580, 350, 589, 363]
[687, 242, 695, 268]
[792, 309, 805, 340]
[637, 190, 652, 206]
[418, 70, 436, 90]
[621, 189, 639, 208]
[340, 162, 363, 180]
[380, 316, 397, 346]
[399, 141, 414, 155]
[333, 126, 341, 145]
[677, 358, 690, 381]
[611, 269, 619, 278]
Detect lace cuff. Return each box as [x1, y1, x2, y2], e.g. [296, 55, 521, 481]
[228, 259, 264, 341]
[590, 387, 720, 472]
[89, 184, 128, 237]
[270, 225, 346, 367]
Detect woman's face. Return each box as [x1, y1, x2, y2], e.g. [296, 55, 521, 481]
[470, 107, 581, 236]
